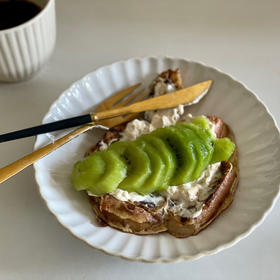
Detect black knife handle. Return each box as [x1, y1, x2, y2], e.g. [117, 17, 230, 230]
[0, 114, 92, 143]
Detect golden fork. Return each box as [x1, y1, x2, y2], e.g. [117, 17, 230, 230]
[95, 83, 148, 128]
[0, 84, 148, 183]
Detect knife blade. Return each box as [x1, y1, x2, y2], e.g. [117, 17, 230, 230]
[94, 80, 212, 121]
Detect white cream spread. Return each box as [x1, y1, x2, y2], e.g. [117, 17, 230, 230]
[89, 78, 218, 219]
[110, 189, 165, 205]
[99, 140, 109, 151]
[154, 81, 168, 97]
[98, 138, 118, 151]
[120, 105, 185, 141]
[209, 121, 217, 136]
[153, 78, 177, 97]
[103, 162, 221, 218]
[120, 119, 153, 141]
[162, 162, 221, 218]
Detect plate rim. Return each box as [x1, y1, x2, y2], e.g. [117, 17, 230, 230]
[33, 56, 280, 263]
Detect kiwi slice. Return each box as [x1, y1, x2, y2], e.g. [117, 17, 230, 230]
[109, 141, 151, 192]
[177, 122, 213, 151]
[135, 141, 166, 194]
[71, 150, 127, 195]
[192, 115, 211, 130]
[175, 126, 209, 180]
[139, 134, 177, 190]
[211, 137, 235, 163]
[152, 127, 197, 186]
[91, 150, 127, 195]
[109, 141, 128, 155]
[176, 123, 214, 176]
[71, 152, 105, 192]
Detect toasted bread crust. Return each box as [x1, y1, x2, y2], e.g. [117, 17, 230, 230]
[90, 195, 167, 234]
[87, 116, 239, 238]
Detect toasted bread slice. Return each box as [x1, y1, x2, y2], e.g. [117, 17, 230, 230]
[82, 69, 238, 238]
[87, 115, 238, 238]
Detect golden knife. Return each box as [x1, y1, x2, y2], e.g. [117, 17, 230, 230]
[94, 80, 212, 121]
[0, 80, 212, 183]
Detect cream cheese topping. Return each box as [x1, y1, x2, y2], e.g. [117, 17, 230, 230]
[162, 162, 221, 218]
[98, 138, 118, 151]
[98, 140, 108, 151]
[105, 162, 221, 218]
[153, 78, 177, 97]
[120, 105, 185, 141]
[110, 189, 165, 205]
[120, 119, 153, 141]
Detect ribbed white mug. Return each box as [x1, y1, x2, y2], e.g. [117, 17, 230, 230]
[0, 0, 56, 82]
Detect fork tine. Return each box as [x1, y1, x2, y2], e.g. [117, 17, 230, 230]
[96, 83, 141, 113]
[95, 83, 148, 128]
[114, 89, 144, 108]
[105, 83, 141, 105]
[131, 91, 150, 104]
[96, 92, 150, 128]
[108, 92, 150, 124]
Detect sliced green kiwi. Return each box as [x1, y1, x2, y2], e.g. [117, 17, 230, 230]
[108, 141, 128, 155]
[71, 152, 106, 191]
[71, 150, 127, 195]
[90, 150, 127, 195]
[176, 123, 214, 177]
[109, 141, 151, 192]
[72, 115, 236, 196]
[177, 122, 213, 152]
[192, 115, 211, 130]
[138, 134, 177, 190]
[175, 126, 209, 180]
[211, 137, 235, 163]
[135, 141, 166, 194]
[152, 127, 197, 185]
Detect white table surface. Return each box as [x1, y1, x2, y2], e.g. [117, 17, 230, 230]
[0, 0, 279, 279]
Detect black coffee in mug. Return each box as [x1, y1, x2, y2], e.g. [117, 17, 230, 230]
[0, 0, 41, 30]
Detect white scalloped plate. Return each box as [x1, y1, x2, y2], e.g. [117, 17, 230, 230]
[34, 57, 280, 263]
